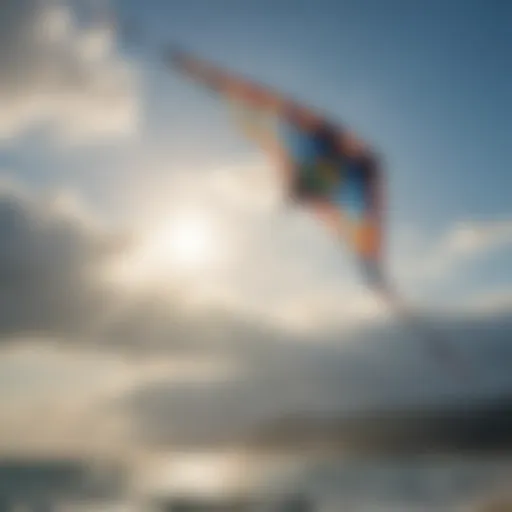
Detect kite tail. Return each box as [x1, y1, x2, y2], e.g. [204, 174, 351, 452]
[382, 284, 472, 379]
[358, 258, 471, 378]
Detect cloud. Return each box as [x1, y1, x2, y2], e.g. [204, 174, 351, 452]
[399, 219, 512, 287]
[0, 0, 139, 144]
[0, 178, 129, 338]
[0, 342, 241, 457]
[0, 176, 268, 357]
[103, 159, 392, 339]
[0, 344, 124, 456]
[0, 165, 510, 346]
[0, 171, 319, 355]
[119, 304, 512, 451]
[0, 170, 511, 458]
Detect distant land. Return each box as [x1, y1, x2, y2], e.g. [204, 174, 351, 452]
[246, 391, 512, 455]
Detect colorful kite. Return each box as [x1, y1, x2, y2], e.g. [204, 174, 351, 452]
[167, 46, 384, 287]
[164, 46, 469, 375]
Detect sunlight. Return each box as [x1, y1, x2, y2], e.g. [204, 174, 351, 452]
[154, 452, 251, 498]
[147, 213, 216, 271]
[108, 208, 226, 289]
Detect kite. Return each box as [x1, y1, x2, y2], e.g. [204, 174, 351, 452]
[167, 47, 384, 285]
[164, 46, 469, 376]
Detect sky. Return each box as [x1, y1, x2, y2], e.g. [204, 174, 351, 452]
[0, 0, 511, 500]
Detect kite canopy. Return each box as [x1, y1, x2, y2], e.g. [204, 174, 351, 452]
[166, 46, 386, 291]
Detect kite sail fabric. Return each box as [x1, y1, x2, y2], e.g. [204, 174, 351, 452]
[166, 46, 386, 292]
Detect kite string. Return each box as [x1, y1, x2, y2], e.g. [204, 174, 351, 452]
[381, 285, 474, 380]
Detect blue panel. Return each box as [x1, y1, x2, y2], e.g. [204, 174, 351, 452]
[278, 120, 316, 166]
[331, 163, 368, 219]
[278, 120, 338, 181]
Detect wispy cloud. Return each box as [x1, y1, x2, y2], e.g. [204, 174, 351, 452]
[0, 0, 139, 145]
[395, 219, 512, 293]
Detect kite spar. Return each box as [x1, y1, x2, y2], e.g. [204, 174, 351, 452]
[164, 46, 469, 376]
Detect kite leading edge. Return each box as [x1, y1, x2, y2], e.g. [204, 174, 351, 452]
[164, 45, 469, 376]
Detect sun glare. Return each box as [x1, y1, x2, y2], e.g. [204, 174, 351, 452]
[153, 452, 250, 498]
[109, 209, 225, 289]
[149, 214, 216, 270]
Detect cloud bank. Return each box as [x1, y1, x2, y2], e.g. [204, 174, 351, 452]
[0, 0, 139, 144]
[0, 165, 511, 456]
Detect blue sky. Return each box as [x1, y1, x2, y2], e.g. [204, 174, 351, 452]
[7, 0, 510, 238]
[0, 0, 511, 464]
[110, 0, 512, 299]
[116, 0, 511, 227]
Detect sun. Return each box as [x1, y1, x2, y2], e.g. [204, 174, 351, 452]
[109, 209, 225, 289]
[149, 213, 216, 271]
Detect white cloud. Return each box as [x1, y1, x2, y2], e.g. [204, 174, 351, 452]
[0, 0, 139, 144]
[100, 157, 384, 337]
[0, 341, 240, 456]
[0, 174, 511, 458]
[2, 158, 510, 358]
[96, 152, 512, 339]
[396, 219, 512, 288]
[0, 343, 127, 456]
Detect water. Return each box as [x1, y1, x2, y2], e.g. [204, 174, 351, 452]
[258, 453, 512, 511]
[0, 454, 511, 510]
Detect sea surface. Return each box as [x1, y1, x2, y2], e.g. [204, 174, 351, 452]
[259, 454, 512, 511]
[0, 454, 511, 511]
